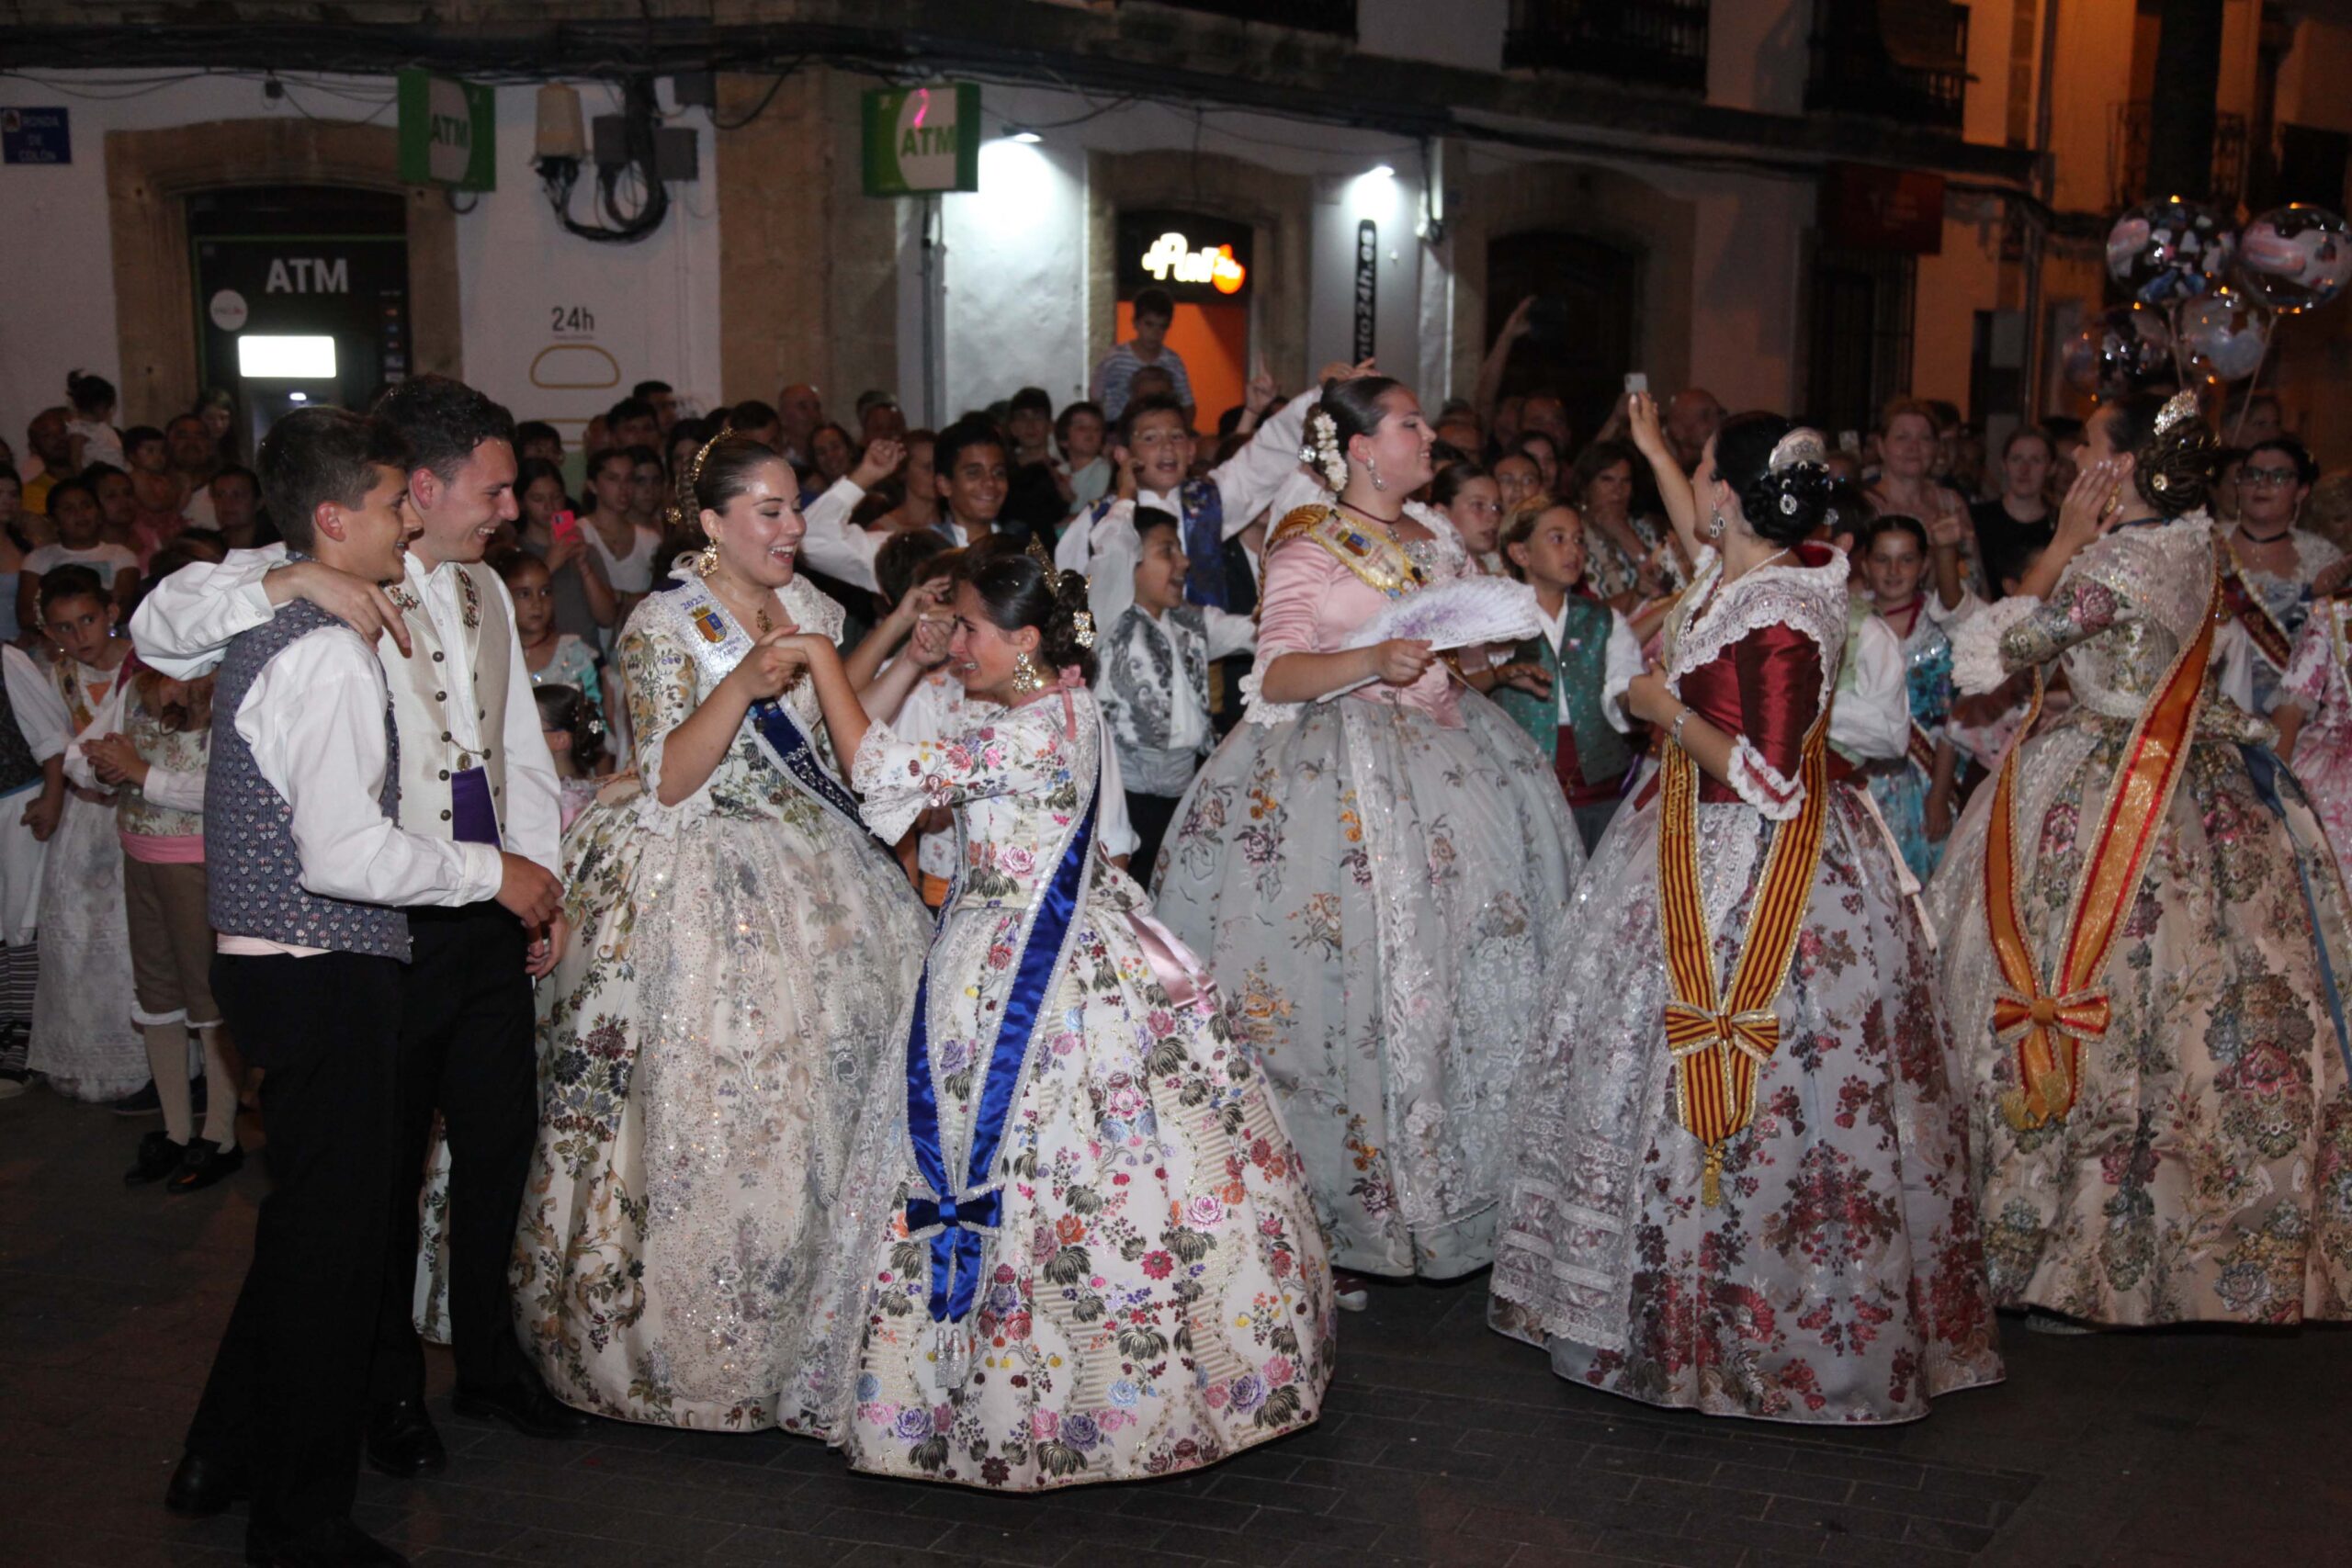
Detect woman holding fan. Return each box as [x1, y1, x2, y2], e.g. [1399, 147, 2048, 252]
[1150, 375, 1586, 1301]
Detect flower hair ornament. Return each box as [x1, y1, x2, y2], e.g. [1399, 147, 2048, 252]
[1301, 407, 1348, 491]
[1765, 425, 1830, 515]
[1023, 535, 1096, 649]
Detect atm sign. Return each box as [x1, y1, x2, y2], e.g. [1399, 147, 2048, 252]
[397, 69, 495, 193]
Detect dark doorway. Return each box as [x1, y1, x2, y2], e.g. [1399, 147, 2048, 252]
[189, 186, 410, 450]
[1486, 231, 1639, 453]
[1805, 244, 1916, 441]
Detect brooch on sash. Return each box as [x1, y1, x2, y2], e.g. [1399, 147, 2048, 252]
[694, 606, 729, 643]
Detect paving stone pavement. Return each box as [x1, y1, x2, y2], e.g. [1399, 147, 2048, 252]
[5, 1086, 2347, 1568]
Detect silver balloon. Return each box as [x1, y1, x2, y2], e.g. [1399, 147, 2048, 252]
[2063, 303, 2175, 394]
[2105, 197, 2236, 306]
[2238, 204, 2352, 314]
[2177, 289, 2270, 382]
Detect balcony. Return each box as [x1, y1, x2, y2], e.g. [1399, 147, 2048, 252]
[2110, 101, 2249, 210]
[1141, 0, 1355, 36]
[1807, 0, 1969, 130]
[1503, 0, 1712, 95]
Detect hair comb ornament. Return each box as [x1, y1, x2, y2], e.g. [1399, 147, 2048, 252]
[1301, 408, 1348, 491]
[687, 420, 734, 489]
[1767, 426, 1828, 475]
[1023, 534, 1095, 648]
[2154, 389, 2201, 437]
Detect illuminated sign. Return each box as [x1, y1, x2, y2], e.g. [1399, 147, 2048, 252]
[862, 83, 981, 196]
[1116, 209, 1253, 304]
[1140, 231, 1248, 294]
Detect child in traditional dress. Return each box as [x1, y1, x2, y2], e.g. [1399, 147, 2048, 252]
[532, 682, 607, 831]
[72, 663, 238, 1190]
[24, 565, 146, 1103]
[1488, 498, 1645, 852]
[1089, 506, 1256, 874]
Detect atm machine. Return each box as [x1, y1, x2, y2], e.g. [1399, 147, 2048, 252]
[189, 186, 411, 449]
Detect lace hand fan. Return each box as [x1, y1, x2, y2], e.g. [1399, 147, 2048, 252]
[1317, 575, 1545, 701]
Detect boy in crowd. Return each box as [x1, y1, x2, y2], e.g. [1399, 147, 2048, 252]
[162, 405, 561, 1568]
[630, 379, 678, 436]
[1091, 287, 1194, 423]
[1005, 387, 1057, 469]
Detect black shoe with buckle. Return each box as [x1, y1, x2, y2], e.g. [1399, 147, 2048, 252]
[364, 1397, 447, 1479]
[125, 1130, 188, 1187]
[164, 1450, 248, 1517]
[450, 1378, 592, 1439]
[167, 1138, 244, 1194]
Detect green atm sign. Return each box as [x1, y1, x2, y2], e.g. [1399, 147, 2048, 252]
[862, 83, 980, 197]
[398, 68, 495, 192]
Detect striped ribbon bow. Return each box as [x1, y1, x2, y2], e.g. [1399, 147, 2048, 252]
[1663, 1001, 1781, 1066]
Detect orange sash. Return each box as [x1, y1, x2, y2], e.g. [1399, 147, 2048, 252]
[1657, 704, 1833, 1206]
[2217, 543, 2293, 671]
[1983, 551, 2222, 1131]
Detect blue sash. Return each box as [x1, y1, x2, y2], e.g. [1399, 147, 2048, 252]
[663, 577, 868, 835]
[902, 750, 1097, 1337]
[2244, 744, 2352, 1080]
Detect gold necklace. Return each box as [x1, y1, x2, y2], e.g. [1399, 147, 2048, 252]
[710, 575, 776, 636]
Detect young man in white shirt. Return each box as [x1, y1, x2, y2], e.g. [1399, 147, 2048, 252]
[133, 375, 582, 1480]
[164, 405, 562, 1568]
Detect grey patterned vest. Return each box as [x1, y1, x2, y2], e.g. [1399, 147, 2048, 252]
[1099, 603, 1213, 797]
[206, 598, 410, 960]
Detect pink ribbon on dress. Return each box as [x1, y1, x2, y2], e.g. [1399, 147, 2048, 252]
[1125, 905, 1219, 1014]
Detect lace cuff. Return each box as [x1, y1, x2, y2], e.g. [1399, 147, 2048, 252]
[1239, 669, 1304, 728]
[1952, 594, 2041, 696]
[846, 716, 936, 842]
[1728, 735, 1805, 821]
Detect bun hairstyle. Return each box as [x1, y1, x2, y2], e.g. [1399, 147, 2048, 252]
[966, 547, 1100, 683]
[65, 369, 117, 416]
[2104, 390, 2218, 518]
[1711, 412, 1834, 547]
[1300, 375, 1405, 491]
[667, 428, 781, 533]
[533, 682, 607, 775]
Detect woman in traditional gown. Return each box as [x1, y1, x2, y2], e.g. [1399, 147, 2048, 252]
[1489, 398, 2002, 1425]
[1928, 393, 2352, 1328]
[503, 434, 932, 1428]
[1149, 375, 1586, 1296]
[775, 547, 1333, 1489]
[2272, 592, 2352, 890]
[2222, 436, 2340, 713]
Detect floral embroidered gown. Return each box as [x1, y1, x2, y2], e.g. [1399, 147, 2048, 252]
[503, 573, 932, 1428]
[2275, 597, 2352, 890]
[1152, 504, 1587, 1280]
[1928, 513, 2352, 1325]
[795, 684, 1334, 1490]
[1489, 544, 2003, 1424]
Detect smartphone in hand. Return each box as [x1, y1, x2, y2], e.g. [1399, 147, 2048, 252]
[1624, 372, 1649, 395]
[552, 510, 582, 545]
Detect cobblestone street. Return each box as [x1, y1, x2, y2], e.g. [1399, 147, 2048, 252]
[5, 1088, 2345, 1568]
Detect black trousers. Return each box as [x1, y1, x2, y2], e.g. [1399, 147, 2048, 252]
[1125, 789, 1184, 883]
[186, 951, 405, 1548]
[370, 900, 537, 1404]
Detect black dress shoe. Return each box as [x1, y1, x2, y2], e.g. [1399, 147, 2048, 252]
[125, 1130, 188, 1187]
[167, 1138, 244, 1194]
[364, 1398, 446, 1479]
[244, 1518, 409, 1567]
[451, 1378, 592, 1439]
[164, 1450, 248, 1517]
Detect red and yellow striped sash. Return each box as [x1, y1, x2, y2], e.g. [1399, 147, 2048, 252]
[2217, 542, 2293, 671]
[1657, 706, 1833, 1206]
[1983, 552, 2222, 1131]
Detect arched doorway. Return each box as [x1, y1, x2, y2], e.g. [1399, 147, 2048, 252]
[1486, 231, 1639, 450]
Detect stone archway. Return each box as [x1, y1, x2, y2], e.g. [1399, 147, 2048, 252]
[1085, 151, 1313, 393]
[1448, 158, 1697, 419]
[106, 118, 461, 425]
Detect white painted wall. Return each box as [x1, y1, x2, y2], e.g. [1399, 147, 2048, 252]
[0, 71, 721, 467]
[933, 136, 1090, 423]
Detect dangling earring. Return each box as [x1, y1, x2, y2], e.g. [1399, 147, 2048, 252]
[1367, 457, 1386, 492]
[1011, 651, 1045, 694]
[695, 536, 719, 578]
[1706, 507, 1727, 542]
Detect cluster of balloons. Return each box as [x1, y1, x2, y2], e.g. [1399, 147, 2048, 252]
[2070, 197, 2350, 395]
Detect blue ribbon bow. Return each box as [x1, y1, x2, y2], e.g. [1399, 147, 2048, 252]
[902, 772, 1097, 1325]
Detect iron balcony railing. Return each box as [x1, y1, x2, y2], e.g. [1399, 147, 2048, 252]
[1503, 0, 1712, 94]
[1807, 1, 1970, 130]
[1138, 0, 1356, 37]
[2111, 101, 2249, 210]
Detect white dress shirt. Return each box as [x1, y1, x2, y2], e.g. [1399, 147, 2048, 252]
[1056, 396, 1316, 575]
[128, 544, 563, 875]
[1829, 614, 1912, 762]
[795, 478, 884, 591]
[1537, 599, 1647, 732]
[218, 625, 505, 954]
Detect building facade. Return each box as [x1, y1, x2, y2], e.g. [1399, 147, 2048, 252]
[6, 1, 2349, 462]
